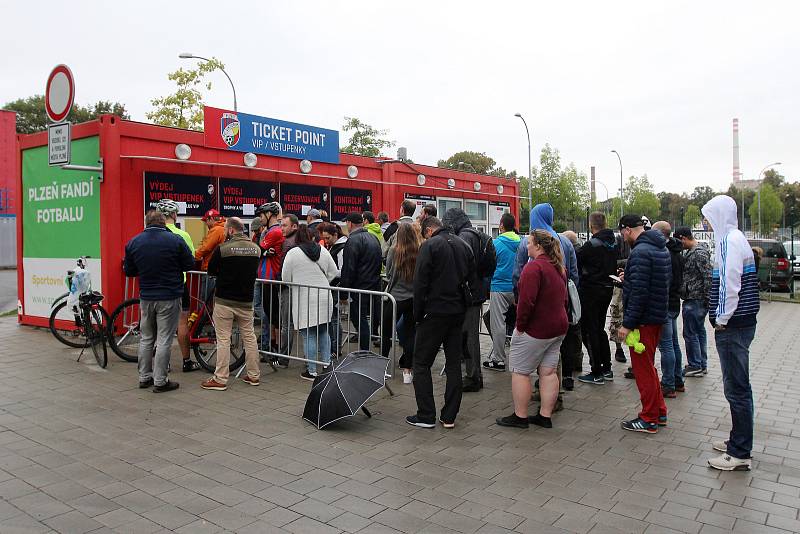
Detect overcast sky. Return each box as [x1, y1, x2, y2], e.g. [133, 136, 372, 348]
[2, 1, 798, 197]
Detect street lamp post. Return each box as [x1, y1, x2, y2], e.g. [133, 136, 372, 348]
[611, 150, 623, 219]
[179, 53, 238, 112]
[594, 180, 610, 213]
[514, 113, 532, 215]
[757, 162, 782, 237]
[457, 161, 477, 173]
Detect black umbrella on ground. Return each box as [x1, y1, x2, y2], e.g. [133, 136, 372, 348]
[303, 351, 390, 429]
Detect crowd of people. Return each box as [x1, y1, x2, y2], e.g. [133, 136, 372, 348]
[123, 193, 760, 472]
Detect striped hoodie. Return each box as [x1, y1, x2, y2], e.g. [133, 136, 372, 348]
[701, 195, 759, 328]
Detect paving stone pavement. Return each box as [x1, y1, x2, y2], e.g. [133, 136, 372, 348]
[0, 301, 799, 534]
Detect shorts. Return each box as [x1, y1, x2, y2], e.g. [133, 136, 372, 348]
[508, 330, 565, 375]
[181, 284, 190, 312]
[262, 283, 281, 326]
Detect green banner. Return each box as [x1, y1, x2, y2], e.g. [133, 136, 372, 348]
[22, 136, 101, 258]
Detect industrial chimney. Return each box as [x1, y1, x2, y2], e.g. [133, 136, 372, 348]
[733, 118, 741, 183]
[590, 166, 596, 204]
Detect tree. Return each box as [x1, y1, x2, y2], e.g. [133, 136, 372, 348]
[437, 151, 497, 175]
[657, 191, 690, 226]
[623, 175, 660, 219]
[690, 186, 716, 208]
[146, 58, 225, 130]
[684, 204, 702, 228]
[527, 144, 590, 231]
[340, 117, 395, 157]
[748, 183, 783, 235]
[3, 95, 130, 134]
[762, 168, 785, 189]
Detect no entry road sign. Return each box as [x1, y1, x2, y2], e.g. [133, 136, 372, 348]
[45, 65, 75, 123]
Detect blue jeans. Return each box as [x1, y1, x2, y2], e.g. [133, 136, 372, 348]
[302, 323, 331, 375]
[682, 299, 708, 370]
[658, 310, 684, 390]
[253, 283, 268, 350]
[715, 325, 756, 459]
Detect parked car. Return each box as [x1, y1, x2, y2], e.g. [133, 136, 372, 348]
[747, 239, 792, 291]
[783, 240, 800, 277]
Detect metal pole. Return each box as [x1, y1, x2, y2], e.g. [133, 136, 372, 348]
[180, 54, 237, 112]
[611, 150, 623, 219]
[514, 114, 532, 217]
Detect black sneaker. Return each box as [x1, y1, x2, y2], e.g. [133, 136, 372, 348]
[138, 378, 154, 389]
[577, 373, 604, 385]
[624, 367, 635, 379]
[278, 357, 290, 369]
[702, 368, 708, 375]
[182, 359, 200, 372]
[300, 371, 317, 381]
[563, 377, 574, 391]
[658, 415, 668, 427]
[684, 366, 703, 377]
[406, 415, 435, 428]
[483, 360, 506, 371]
[153, 381, 179, 393]
[462, 379, 482, 393]
[528, 413, 553, 428]
[615, 347, 627, 363]
[496, 413, 529, 429]
[621, 417, 658, 433]
[603, 371, 614, 381]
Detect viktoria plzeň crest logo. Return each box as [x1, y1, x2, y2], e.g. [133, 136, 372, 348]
[220, 112, 240, 147]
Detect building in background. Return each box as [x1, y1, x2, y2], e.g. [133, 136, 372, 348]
[0, 110, 16, 268]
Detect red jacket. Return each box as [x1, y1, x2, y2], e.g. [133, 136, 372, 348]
[258, 224, 285, 280]
[195, 220, 226, 271]
[516, 255, 568, 339]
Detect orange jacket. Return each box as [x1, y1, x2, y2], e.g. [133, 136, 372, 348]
[195, 220, 226, 271]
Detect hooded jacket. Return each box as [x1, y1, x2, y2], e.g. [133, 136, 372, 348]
[195, 220, 226, 271]
[576, 228, 618, 288]
[701, 195, 759, 327]
[365, 222, 385, 248]
[442, 207, 495, 304]
[491, 231, 521, 293]
[680, 241, 712, 301]
[513, 203, 579, 290]
[340, 227, 382, 291]
[665, 237, 684, 313]
[281, 241, 339, 330]
[622, 230, 671, 329]
[413, 227, 475, 321]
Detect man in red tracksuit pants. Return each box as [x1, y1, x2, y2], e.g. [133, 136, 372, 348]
[616, 214, 671, 433]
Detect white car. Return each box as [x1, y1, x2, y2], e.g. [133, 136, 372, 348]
[783, 240, 800, 276]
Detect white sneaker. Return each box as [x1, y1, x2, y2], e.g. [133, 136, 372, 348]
[712, 440, 728, 453]
[708, 453, 751, 471]
[403, 371, 413, 384]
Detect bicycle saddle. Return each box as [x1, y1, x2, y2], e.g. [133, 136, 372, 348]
[79, 291, 105, 305]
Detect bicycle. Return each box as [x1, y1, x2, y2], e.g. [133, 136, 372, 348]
[76, 290, 109, 368]
[108, 278, 246, 372]
[49, 257, 110, 352]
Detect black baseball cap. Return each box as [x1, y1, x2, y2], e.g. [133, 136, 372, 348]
[618, 214, 644, 230]
[674, 226, 693, 239]
[343, 212, 364, 224]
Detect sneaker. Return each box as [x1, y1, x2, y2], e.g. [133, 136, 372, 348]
[242, 375, 260, 386]
[406, 415, 435, 428]
[462, 380, 482, 393]
[684, 366, 703, 377]
[139, 378, 154, 389]
[278, 358, 290, 369]
[577, 373, 604, 385]
[201, 378, 227, 391]
[496, 413, 529, 429]
[708, 453, 751, 471]
[563, 377, 574, 391]
[615, 347, 627, 363]
[182, 359, 201, 372]
[712, 440, 728, 453]
[483, 360, 506, 371]
[621, 417, 658, 433]
[663, 388, 677, 399]
[702, 368, 708, 375]
[402, 371, 413, 384]
[675, 384, 686, 393]
[300, 371, 317, 381]
[658, 415, 668, 427]
[603, 371, 614, 381]
[439, 419, 455, 429]
[528, 413, 553, 428]
[624, 368, 635, 379]
[153, 380, 180, 393]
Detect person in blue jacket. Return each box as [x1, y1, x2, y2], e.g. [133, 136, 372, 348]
[484, 213, 520, 371]
[124, 210, 194, 393]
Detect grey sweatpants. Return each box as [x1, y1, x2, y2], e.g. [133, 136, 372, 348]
[137, 298, 181, 386]
[489, 292, 514, 363]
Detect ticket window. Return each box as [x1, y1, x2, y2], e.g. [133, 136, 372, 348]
[465, 200, 488, 234]
[488, 204, 511, 237]
[438, 197, 463, 217]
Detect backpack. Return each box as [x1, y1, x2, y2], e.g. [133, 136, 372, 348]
[460, 228, 497, 279]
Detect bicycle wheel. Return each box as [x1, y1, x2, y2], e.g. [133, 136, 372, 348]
[87, 306, 108, 368]
[49, 301, 89, 348]
[191, 305, 246, 373]
[108, 298, 140, 362]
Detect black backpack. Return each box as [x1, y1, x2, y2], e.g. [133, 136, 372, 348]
[460, 228, 497, 279]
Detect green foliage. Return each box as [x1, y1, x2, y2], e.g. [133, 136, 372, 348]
[748, 182, 783, 234]
[340, 117, 395, 157]
[3, 95, 129, 134]
[525, 144, 590, 231]
[684, 205, 702, 228]
[690, 186, 716, 208]
[437, 151, 496, 174]
[762, 168, 785, 189]
[623, 175, 660, 219]
[146, 58, 224, 131]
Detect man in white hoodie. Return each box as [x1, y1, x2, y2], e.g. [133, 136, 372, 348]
[701, 195, 760, 471]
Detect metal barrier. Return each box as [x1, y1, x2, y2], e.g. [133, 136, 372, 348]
[256, 278, 398, 379]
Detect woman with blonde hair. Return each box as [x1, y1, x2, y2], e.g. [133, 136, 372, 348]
[382, 223, 422, 383]
[497, 229, 569, 429]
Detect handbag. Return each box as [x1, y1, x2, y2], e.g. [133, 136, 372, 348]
[566, 278, 581, 325]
